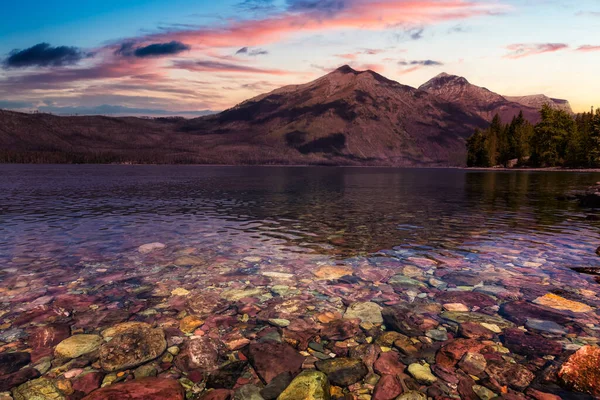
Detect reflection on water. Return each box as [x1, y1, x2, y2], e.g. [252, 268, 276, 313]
[0, 165, 598, 263]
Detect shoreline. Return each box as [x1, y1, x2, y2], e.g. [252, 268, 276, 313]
[2, 162, 600, 172]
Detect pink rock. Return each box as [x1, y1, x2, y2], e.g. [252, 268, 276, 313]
[64, 368, 85, 379]
[82, 378, 184, 400]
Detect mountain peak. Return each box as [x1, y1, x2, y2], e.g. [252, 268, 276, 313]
[420, 73, 469, 90]
[335, 65, 359, 74]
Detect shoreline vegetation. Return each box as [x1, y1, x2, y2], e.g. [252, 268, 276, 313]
[467, 105, 600, 169]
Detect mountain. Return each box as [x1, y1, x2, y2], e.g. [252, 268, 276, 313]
[0, 66, 571, 166]
[503, 94, 573, 114]
[178, 66, 488, 166]
[419, 73, 543, 123]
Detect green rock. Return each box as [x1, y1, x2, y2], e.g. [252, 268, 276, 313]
[268, 319, 290, 328]
[221, 288, 264, 302]
[315, 357, 368, 386]
[278, 371, 330, 400]
[343, 302, 383, 324]
[54, 335, 103, 359]
[472, 385, 497, 400]
[12, 378, 65, 400]
[233, 384, 264, 400]
[441, 312, 514, 329]
[388, 275, 426, 288]
[395, 391, 427, 400]
[133, 364, 158, 379]
[407, 363, 437, 385]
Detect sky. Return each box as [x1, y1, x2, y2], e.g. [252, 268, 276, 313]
[0, 0, 599, 116]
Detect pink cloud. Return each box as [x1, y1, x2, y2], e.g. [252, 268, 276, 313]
[504, 43, 568, 59]
[141, 0, 505, 49]
[576, 45, 600, 52]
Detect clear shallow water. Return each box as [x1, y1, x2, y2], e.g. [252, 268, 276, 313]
[1, 165, 599, 263]
[2, 165, 600, 398]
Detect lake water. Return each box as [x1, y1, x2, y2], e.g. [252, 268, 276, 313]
[1, 165, 600, 398]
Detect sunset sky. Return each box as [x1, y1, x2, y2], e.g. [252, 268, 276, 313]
[1, 0, 599, 115]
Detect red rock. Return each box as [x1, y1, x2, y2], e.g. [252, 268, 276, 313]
[436, 292, 496, 309]
[321, 319, 360, 341]
[526, 388, 562, 400]
[499, 301, 571, 326]
[82, 378, 184, 400]
[200, 389, 232, 400]
[381, 306, 426, 337]
[558, 345, 600, 396]
[0, 367, 40, 392]
[247, 341, 305, 384]
[372, 375, 403, 400]
[486, 360, 534, 391]
[349, 344, 381, 372]
[456, 371, 479, 400]
[72, 371, 105, 396]
[435, 339, 486, 369]
[28, 323, 71, 361]
[502, 329, 562, 356]
[174, 336, 220, 373]
[458, 322, 494, 340]
[0, 351, 31, 375]
[374, 351, 405, 376]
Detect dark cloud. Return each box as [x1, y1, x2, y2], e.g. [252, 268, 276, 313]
[398, 60, 443, 66]
[409, 28, 424, 40]
[236, 47, 269, 56]
[3, 43, 87, 68]
[287, 0, 346, 14]
[236, 0, 277, 12]
[116, 41, 191, 58]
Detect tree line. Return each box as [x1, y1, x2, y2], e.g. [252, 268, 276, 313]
[467, 105, 600, 168]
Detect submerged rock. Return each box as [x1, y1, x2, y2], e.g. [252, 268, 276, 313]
[12, 377, 64, 400]
[315, 357, 368, 386]
[99, 322, 166, 371]
[558, 345, 600, 396]
[247, 341, 304, 384]
[55, 334, 103, 359]
[278, 371, 330, 400]
[407, 363, 437, 385]
[532, 293, 593, 313]
[502, 328, 563, 356]
[82, 377, 184, 400]
[343, 302, 383, 324]
[0, 352, 30, 375]
[486, 360, 534, 391]
[175, 336, 220, 372]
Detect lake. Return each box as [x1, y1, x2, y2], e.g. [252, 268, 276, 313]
[1, 165, 600, 398]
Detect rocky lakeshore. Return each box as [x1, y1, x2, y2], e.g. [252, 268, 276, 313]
[1, 237, 600, 400]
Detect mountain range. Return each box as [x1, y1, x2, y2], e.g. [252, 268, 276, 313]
[0, 66, 573, 166]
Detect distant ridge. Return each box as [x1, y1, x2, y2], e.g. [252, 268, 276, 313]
[0, 66, 573, 166]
